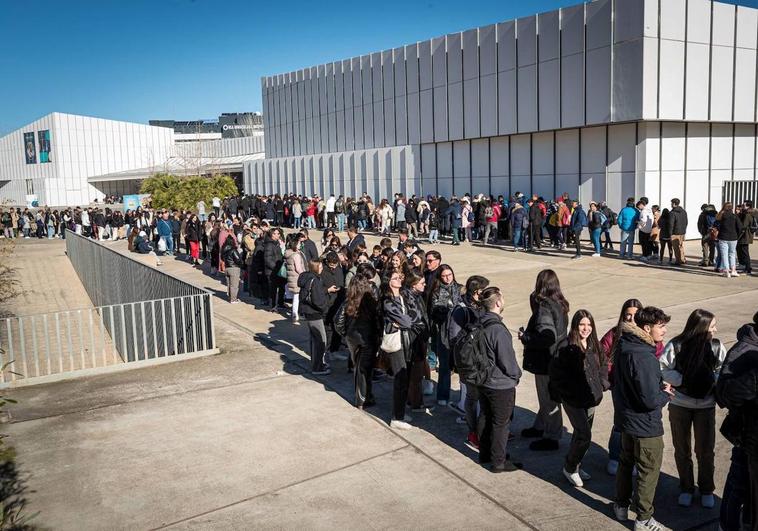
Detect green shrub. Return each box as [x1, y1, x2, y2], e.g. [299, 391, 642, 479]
[140, 174, 238, 211]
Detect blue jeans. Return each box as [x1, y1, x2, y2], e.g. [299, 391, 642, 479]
[619, 230, 635, 257]
[591, 228, 602, 253]
[47, 226, 55, 238]
[429, 229, 438, 242]
[358, 219, 367, 230]
[294, 216, 301, 228]
[718, 239, 738, 271]
[512, 227, 522, 248]
[337, 213, 346, 232]
[435, 339, 451, 402]
[161, 235, 174, 255]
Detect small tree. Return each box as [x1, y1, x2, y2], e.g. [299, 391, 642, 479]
[140, 174, 237, 211]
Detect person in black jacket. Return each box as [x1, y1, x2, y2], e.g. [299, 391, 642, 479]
[320, 252, 346, 356]
[298, 259, 336, 375]
[186, 214, 202, 265]
[345, 226, 366, 254]
[550, 309, 609, 487]
[715, 311, 758, 531]
[670, 198, 688, 265]
[221, 236, 244, 303]
[345, 268, 381, 408]
[476, 287, 522, 473]
[263, 228, 285, 310]
[519, 269, 569, 451]
[737, 201, 755, 275]
[716, 202, 744, 278]
[299, 229, 320, 263]
[612, 307, 673, 529]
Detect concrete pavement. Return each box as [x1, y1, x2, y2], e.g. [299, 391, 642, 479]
[3, 234, 757, 530]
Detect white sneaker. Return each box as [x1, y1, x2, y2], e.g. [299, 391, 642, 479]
[563, 468, 583, 487]
[606, 459, 619, 475]
[678, 492, 692, 507]
[390, 419, 412, 430]
[701, 493, 715, 508]
[591, 253, 601, 257]
[634, 517, 664, 531]
[578, 469, 591, 481]
[612, 503, 629, 522]
[731, 271, 740, 277]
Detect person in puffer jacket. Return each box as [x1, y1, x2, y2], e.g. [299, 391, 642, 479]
[715, 311, 758, 531]
[612, 307, 673, 530]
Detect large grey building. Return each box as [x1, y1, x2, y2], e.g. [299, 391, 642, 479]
[247, 0, 758, 238]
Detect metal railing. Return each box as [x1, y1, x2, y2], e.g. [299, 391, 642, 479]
[0, 232, 218, 387]
[723, 180, 758, 206]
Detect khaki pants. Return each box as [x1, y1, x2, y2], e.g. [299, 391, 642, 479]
[672, 234, 686, 264]
[616, 433, 664, 521]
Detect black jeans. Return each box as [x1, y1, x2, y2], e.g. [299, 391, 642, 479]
[574, 229, 583, 255]
[389, 349, 409, 421]
[721, 446, 751, 531]
[639, 231, 652, 257]
[347, 337, 376, 407]
[738, 243, 752, 273]
[478, 386, 516, 467]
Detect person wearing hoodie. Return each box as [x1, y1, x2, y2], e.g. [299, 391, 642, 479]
[612, 307, 673, 531]
[550, 309, 609, 487]
[637, 199, 655, 262]
[570, 200, 588, 260]
[660, 309, 726, 509]
[715, 311, 758, 531]
[617, 197, 640, 259]
[669, 198, 689, 265]
[475, 286, 523, 473]
[298, 259, 335, 375]
[510, 203, 527, 251]
[696, 203, 718, 266]
[737, 201, 755, 275]
[445, 198, 463, 245]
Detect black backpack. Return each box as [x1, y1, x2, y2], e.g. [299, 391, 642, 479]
[452, 318, 497, 386]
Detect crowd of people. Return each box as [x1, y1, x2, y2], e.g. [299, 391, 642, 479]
[2, 188, 757, 530]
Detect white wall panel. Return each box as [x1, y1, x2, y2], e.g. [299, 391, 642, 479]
[688, 0, 711, 44]
[712, 2, 736, 47]
[510, 134, 531, 195]
[586, 47, 611, 124]
[518, 65, 538, 132]
[561, 53, 584, 128]
[532, 131, 554, 199]
[498, 70, 517, 135]
[453, 140, 470, 195]
[710, 46, 735, 121]
[685, 43, 710, 121]
[361, 55, 374, 149]
[352, 57, 364, 150]
[490, 136, 510, 197]
[734, 48, 757, 121]
[372, 52, 385, 149]
[437, 142, 453, 197]
[608, 123, 637, 173]
[613, 39, 644, 121]
[641, 37, 659, 119]
[480, 24, 496, 76]
[658, 40, 685, 120]
[406, 44, 421, 145]
[420, 143, 437, 196]
[517, 16, 537, 66]
[463, 29, 480, 139]
[660, 0, 686, 41]
[471, 138, 489, 194]
[580, 126, 607, 203]
[419, 41, 434, 143]
[539, 60, 560, 130]
[660, 122, 686, 205]
[394, 47, 408, 146]
[734, 124, 755, 171]
[382, 49, 395, 148]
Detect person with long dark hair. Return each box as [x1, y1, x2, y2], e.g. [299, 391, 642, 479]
[428, 264, 463, 406]
[298, 259, 335, 375]
[344, 270, 381, 408]
[381, 269, 418, 429]
[660, 309, 726, 508]
[519, 269, 570, 451]
[404, 272, 432, 413]
[716, 202, 744, 278]
[601, 298, 644, 475]
[550, 310, 609, 487]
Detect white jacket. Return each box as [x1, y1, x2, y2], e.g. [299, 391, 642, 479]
[637, 206, 654, 233]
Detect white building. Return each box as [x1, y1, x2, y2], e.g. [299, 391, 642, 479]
[248, 0, 758, 238]
[0, 112, 265, 206]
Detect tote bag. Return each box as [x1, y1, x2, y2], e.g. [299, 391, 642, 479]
[380, 297, 405, 352]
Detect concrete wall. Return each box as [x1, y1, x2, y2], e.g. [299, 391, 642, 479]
[247, 121, 757, 239]
[0, 113, 174, 206]
[244, 145, 420, 200]
[262, 0, 651, 158]
[170, 135, 265, 159]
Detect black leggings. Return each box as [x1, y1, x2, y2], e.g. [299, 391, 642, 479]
[659, 239, 673, 262]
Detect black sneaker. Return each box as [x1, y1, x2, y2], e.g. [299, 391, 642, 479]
[529, 438, 559, 451]
[492, 461, 523, 473]
[521, 427, 544, 438]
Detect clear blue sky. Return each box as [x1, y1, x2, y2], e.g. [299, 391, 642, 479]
[0, 0, 755, 135]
